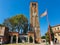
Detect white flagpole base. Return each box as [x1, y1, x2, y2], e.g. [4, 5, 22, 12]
[50, 41, 54, 45]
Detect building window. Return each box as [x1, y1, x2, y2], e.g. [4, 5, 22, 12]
[57, 27, 59, 30]
[32, 3, 36, 8]
[0, 38, 1, 42]
[55, 28, 56, 30]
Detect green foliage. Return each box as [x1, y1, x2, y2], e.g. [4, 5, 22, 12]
[3, 18, 16, 32]
[41, 36, 45, 39]
[45, 32, 50, 42]
[3, 14, 28, 34]
[45, 25, 54, 43]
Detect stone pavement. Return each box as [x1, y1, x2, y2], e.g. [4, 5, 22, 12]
[35, 43, 46, 45]
[35, 43, 60, 45]
[3, 43, 60, 45]
[54, 43, 60, 45]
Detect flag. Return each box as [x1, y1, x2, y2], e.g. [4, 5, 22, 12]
[40, 10, 47, 17]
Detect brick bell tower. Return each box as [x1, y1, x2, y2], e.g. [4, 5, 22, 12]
[30, 2, 41, 43]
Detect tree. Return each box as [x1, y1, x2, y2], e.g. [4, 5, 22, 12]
[45, 32, 50, 42]
[12, 14, 28, 34]
[41, 36, 45, 39]
[3, 18, 16, 32]
[3, 14, 28, 34]
[45, 25, 54, 43]
[49, 25, 54, 41]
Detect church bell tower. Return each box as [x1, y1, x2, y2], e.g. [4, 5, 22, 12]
[30, 2, 41, 43]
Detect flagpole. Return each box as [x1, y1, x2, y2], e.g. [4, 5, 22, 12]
[46, 13, 51, 41]
[46, 10, 53, 45]
[46, 10, 50, 25]
[40, 9, 54, 45]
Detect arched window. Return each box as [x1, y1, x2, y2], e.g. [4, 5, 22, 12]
[29, 36, 33, 43]
[57, 27, 59, 30]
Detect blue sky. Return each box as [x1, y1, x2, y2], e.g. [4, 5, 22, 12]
[0, 0, 60, 36]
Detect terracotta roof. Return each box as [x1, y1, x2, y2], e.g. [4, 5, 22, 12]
[19, 34, 28, 35]
[0, 24, 9, 29]
[9, 32, 19, 33]
[52, 24, 60, 28]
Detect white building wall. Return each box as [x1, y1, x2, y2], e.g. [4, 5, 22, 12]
[52, 25, 60, 43]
